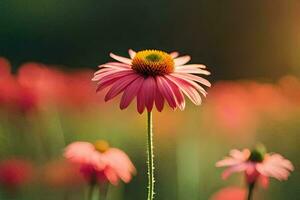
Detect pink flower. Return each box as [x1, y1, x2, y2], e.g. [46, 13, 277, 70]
[0, 57, 11, 76]
[64, 140, 136, 186]
[92, 49, 211, 113]
[17, 62, 66, 108]
[0, 159, 33, 190]
[216, 147, 294, 188]
[210, 187, 246, 200]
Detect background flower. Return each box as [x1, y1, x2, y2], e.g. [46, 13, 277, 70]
[0, 159, 33, 191]
[210, 187, 246, 200]
[216, 147, 294, 188]
[64, 141, 136, 186]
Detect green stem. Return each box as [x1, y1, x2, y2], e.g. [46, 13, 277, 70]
[99, 183, 108, 200]
[247, 182, 255, 200]
[147, 111, 155, 200]
[88, 183, 95, 200]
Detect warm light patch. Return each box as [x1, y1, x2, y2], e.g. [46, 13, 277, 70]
[94, 140, 110, 153]
[132, 50, 174, 76]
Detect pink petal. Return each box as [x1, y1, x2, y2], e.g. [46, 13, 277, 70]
[64, 142, 95, 163]
[94, 67, 115, 75]
[110, 53, 132, 65]
[173, 72, 211, 87]
[103, 148, 136, 183]
[136, 86, 146, 114]
[128, 49, 136, 59]
[92, 68, 121, 81]
[256, 153, 294, 181]
[165, 75, 202, 105]
[258, 175, 269, 188]
[155, 88, 165, 112]
[120, 76, 144, 110]
[222, 163, 249, 179]
[256, 165, 277, 180]
[216, 158, 244, 167]
[174, 55, 191, 66]
[171, 73, 208, 96]
[100, 62, 131, 69]
[176, 64, 206, 69]
[269, 154, 294, 171]
[229, 149, 250, 161]
[96, 70, 134, 92]
[271, 168, 290, 180]
[96, 78, 119, 92]
[104, 167, 119, 185]
[105, 74, 140, 101]
[164, 77, 185, 110]
[64, 142, 106, 170]
[107, 149, 136, 175]
[175, 68, 211, 75]
[138, 76, 156, 113]
[144, 77, 157, 112]
[156, 76, 177, 109]
[169, 51, 179, 58]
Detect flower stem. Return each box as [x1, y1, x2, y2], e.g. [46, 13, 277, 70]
[147, 111, 155, 200]
[247, 182, 255, 200]
[88, 183, 95, 200]
[99, 183, 108, 200]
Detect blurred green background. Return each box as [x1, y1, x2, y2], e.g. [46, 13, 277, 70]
[1, 0, 300, 79]
[0, 0, 299, 200]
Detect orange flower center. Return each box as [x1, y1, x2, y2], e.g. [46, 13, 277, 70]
[132, 50, 174, 76]
[94, 140, 110, 153]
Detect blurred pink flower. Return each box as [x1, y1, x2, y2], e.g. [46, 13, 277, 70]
[207, 82, 257, 135]
[0, 57, 11, 76]
[92, 49, 211, 113]
[210, 187, 246, 200]
[61, 70, 104, 109]
[216, 148, 294, 188]
[278, 75, 300, 108]
[64, 140, 136, 186]
[0, 159, 33, 190]
[248, 82, 291, 120]
[0, 59, 38, 114]
[17, 62, 66, 108]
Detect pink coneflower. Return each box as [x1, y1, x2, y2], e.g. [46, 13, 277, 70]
[210, 187, 246, 200]
[216, 146, 294, 200]
[92, 49, 211, 200]
[64, 140, 135, 198]
[92, 49, 211, 113]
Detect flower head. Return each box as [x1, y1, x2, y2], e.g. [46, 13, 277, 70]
[0, 159, 33, 190]
[92, 49, 211, 113]
[64, 140, 136, 186]
[216, 145, 294, 188]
